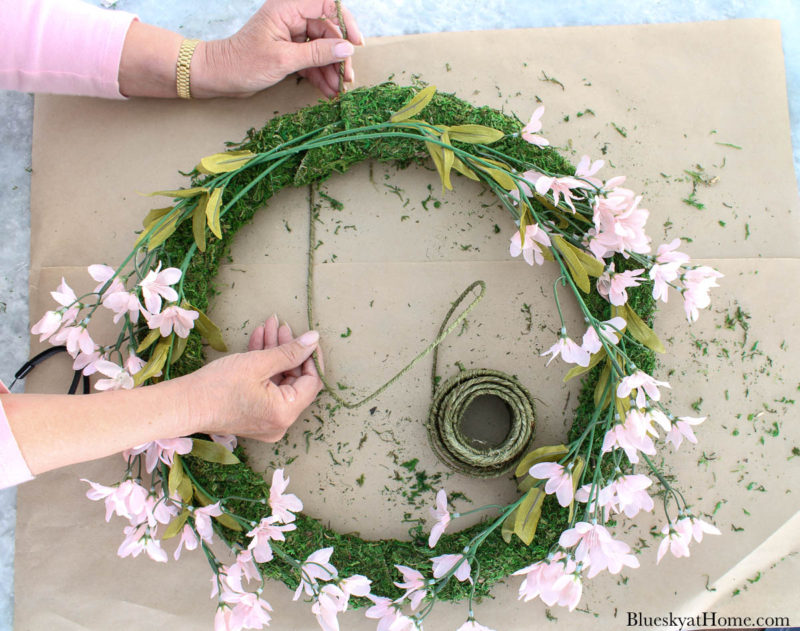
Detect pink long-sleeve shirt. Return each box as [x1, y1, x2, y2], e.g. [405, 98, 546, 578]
[0, 381, 34, 489]
[0, 0, 137, 98]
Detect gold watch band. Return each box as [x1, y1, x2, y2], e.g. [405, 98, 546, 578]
[176, 38, 201, 100]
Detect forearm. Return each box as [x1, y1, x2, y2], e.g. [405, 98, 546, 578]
[117, 20, 184, 98]
[1, 378, 197, 476]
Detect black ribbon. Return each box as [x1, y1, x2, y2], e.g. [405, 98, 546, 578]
[9, 346, 90, 394]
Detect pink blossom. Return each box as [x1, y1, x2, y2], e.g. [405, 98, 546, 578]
[596, 263, 644, 306]
[457, 620, 495, 631]
[124, 437, 193, 473]
[574, 155, 604, 188]
[225, 550, 260, 593]
[194, 502, 223, 543]
[103, 290, 143, 324]
[431, 553, 471, 582]
[558, 521, 639, 578]
[656, 523, 691, 563]
[649, 261, 681, 303]
[340, 574, 371, 598]
[312, 584, 347, 631]
[365, 595, 402, 631]
[143, 489, 179, 529]
[655, 238, 690, 265]
[247, 515, 295, 563]
[73, 349, 103, 375]
[574, 483, 615, 513]
[512, 554, 582, 611]
[146, 305, 199, 338]
[118, 524, 168, 563]
[529, 462, 574, 507]
[125, 353, 146, 375]
[31, 310, 63, 342]
[681, 266, 723, 322]
[509, 223, 552, 266]
[211, 434, 238, 452]
[541, 333, 590, 367]
[214, 605, 237, 631]
[587, 188, 651, 258]
[665, 415, 705, 449]
[534, 175, 586, 212]
[394, 565, 427, 610]
[138, 263, 181, 314]
[93, 359, 134, 391]
[54, 325, 96, 357]
[679, 514, 721, 543]
[428, 489, 451, 548]
[520, 106, 549, 147]
[173, 524, 199, 560]
[617, 370, 670, 409]
[51, 277, 78, 308]
[82, 477, 149, 523]
[294, 547, 338, 600]
[269, 469, 303, 523]
[601, 416, 657, 464]
[229, 592, 273, 630]
[88, 264, 119, 290]
[581, 316, 626, 354]
[609, 474, 654, 518]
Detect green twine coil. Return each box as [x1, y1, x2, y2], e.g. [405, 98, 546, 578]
[427, 368, 536, 478]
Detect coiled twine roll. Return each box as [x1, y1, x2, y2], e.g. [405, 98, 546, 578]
[427, 368, 536, 478]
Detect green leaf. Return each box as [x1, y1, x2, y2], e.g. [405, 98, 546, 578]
[185, 303, 228, 352]
[390, 85, 436, 122]
[452, 155, 480, 181]
[161, 509, 190, 540]
[446, 124, 504, 144]
[514, 487, 545, 545]
[170, 333, 189, 364]
[190, 438, 240, 465]
[169, 454, 193, 503]
[195, 488, 242, 532]
[473, 157, 516, 191]
[144, 186, 206, 199]
[424, 140, 447, 191]
[567, 456, 585, 522]
[133, 338, 170, 386]
[594, 359, 612, 410]
[514, 444, 569, 478]
[553, 235, 590, 293]
[563, 348, 606, 382]
[141, 207, 173, 229]
[619, 303, 665, 354]
[146, 211, 182, 251]
[556, 237, 605, 277]
[441, 131, 454, 191]
[205, 188, 224, 240]
[192, 202, 206, 252]
[136, 328, 161, 354]
[501, 508, 517, 543]
[196, 150, 256, 175]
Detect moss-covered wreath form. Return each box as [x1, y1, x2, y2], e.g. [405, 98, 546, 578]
[163, 84, 656, 604]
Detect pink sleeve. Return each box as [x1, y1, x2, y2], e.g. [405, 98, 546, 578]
[0, 0, 138, 99]
[0, 380, 35, 490]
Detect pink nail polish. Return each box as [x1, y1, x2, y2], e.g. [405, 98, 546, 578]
[334, 41, 354, 59]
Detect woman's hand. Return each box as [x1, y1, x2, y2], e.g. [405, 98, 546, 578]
[186, 315, 324, 442]
[193, 0, 364, 98]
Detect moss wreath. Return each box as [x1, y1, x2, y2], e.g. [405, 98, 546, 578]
[140, 82, 656, 604]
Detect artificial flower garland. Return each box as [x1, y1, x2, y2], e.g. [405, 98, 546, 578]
[32, 84, 723, 631]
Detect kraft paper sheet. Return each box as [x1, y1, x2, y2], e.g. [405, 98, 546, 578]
[16, 20, 800, 631]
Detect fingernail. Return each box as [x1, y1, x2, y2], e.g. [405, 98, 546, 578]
[298, 330, 320, 347]
[269, 313, 278, 326]
[334, 41, 354, 59]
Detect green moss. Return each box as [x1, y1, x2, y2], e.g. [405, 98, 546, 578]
[158, 84, 655, 604]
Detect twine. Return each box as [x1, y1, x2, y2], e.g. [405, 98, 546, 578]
[334, 0, 347, 94]
[306, 181, 535, 478]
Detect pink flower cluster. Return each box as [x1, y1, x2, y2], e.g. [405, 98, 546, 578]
[30, 262, 199, 392]
[540, 316, 626, 369]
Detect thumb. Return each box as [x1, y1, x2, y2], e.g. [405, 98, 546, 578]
[263, 330, 320, 376]
[282, 38, 354, 73]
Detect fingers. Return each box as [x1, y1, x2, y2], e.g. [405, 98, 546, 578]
[264, 330, 320, 377]
[278, 322, 302, 378]
[278, 372, 323, 411]
[248, 314, 280, 351]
